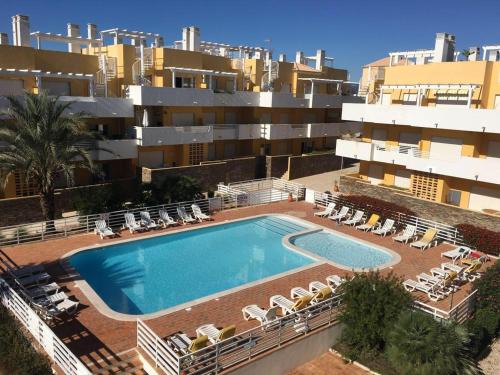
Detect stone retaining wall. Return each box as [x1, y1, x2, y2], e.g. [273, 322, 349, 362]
[142, 157, 257, 191]
[265, 155, 290, 179]
[339, 175, 500, 231]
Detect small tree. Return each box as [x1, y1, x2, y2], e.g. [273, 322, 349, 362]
[159, 175, 203, 203]
[386, 311, 482, 375]
[338, 271, 412, 358]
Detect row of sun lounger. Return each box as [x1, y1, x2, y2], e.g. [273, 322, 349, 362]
[0, 258, 79, 320]
[315, 203, 439, 250]
[95, 204, 212, 238]
[167, 274, 346, 355]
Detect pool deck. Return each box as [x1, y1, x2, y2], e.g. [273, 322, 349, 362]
[0, 200, 491, 371]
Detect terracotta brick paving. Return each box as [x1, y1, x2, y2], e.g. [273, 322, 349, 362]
[287, 352, 368, 375]
[0, 201, 490, 369]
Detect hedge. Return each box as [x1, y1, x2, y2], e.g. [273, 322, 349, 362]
[456, 224, 500, 256]
[340, 195, 417, 223]
[0, 303, 52, 375]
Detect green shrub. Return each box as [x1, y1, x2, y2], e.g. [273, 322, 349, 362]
[473, 260, 500, 313]
[386, 311, 481, 375]
[0, 303, 52, 374]
[338, 271, 412, 358]
[158, 175, 204, 203]
[456, 224, 500, 256]
[73, 182, 126, 215]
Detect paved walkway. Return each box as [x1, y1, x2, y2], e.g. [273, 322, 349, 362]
[290, 163, 359, 192]
[287, 352, 368, 375]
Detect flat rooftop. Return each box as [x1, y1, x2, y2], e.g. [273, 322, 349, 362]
[0, 200, 487, 372]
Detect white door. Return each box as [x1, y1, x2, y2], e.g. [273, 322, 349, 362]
[367, 164, 384, 185]
[43, 81, 71, 96]
[371, 128, 387, 147]
[138, 151, 164, 168]
[0, 79, 24, 95]
[486, 141, 500, 159]
[381, 93, 392, 105]
[468, 186, 500, 212]
[430, 136, 463, 160]
[394, 169, 411, 189]
[172, 112, 194, 126]
[202, 112, 216, 125]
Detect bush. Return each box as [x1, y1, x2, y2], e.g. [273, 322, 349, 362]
[456, 224, 500, 256]
[0, 304, 52, 374]
[340, 195, 416, 223]
[338, 271, 412, 358]
[73, 182, 127, 215]
[386, 311, 482, 375]
[466, 261, 500, 357]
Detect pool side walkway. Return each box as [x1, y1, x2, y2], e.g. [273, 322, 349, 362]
[0, 201, 489, 372]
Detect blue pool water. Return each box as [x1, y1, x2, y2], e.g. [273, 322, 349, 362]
[69, 216, 313, 315]
[290, 231, 394, 269]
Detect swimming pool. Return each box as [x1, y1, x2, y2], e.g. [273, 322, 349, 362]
[289, 230, 397, 270]
[69, 216, 314, 316]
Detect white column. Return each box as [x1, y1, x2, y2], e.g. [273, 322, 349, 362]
[466, 87, 473, 108]
[416, 88, 422, 106]
[140, 43, 145, 78]
[172, 71, 176, 88]
[233, 77, 237, 92]
[89, 79, 95, 97]
[35, 76, 42, 93]
[310, 81, 315, 108]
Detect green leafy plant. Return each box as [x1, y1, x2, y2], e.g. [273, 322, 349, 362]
[338, 271, 412, 358]
[0, 304, 52, 374]
[158, 175, 204, 203]
[386, 311, 482, 375]
[73, 182, 126, 215]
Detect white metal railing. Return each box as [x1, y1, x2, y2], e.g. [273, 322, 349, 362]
[313, 191, 465, 245]
[0, 198, 219, 247]
[139, 294, 342, 375]
[413, 290, 477, 323]
[0, 278, 92, 375]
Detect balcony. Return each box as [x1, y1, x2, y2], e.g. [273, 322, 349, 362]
[127, 86, 214, 107]
[135, 126, 213, 146]
[336, 139, 500, 184]
[259, 92, 309, 108]
[307, 122, 362, 138]
[341, 103, 500, 134]
[0, 96, 134, 118]
[213, 124, 262, 140]
[90, 140, 138, 160]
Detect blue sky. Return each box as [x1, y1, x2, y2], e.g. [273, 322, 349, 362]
[1, 0, 500, 80]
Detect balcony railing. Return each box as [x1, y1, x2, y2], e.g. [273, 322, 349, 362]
[341, 103, 500, 134]
[135, 126, 214, 146]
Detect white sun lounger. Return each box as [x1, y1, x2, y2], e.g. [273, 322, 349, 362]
[95, 220, 115, 239]
[195, 324, 236, 344]
[140, 211, 158, 230]
[328, 206, 349, 223]
[124, 213, 146, 233]
[191, 204, 211, 222]
[13, 271, 51, 287]
[16, 280, 60, 299]
[314, 203, 336, 217]
[177, 207, 196, 225]
[416, 273, 441, 285]
[441, 262, 464, 274]
[45, 299, 79, 319]
[430, 267, 451, 279]
[158, 209, 178, 227]
[291, 286, 333, 304]
[269, 294, 312, 316]
[392, 225, 417, 244]
[242, 305, 279, 324]
[34, 291, 68, 306]
[326, 275, 346, 288]
[372, 219, 396, 236]
[344, 210, 364, 226]
[0, 258, 46, 279]
[403, 279, 444, 302]
[441, 246, 471, 263]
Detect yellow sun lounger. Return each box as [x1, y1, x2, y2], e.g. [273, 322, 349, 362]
[356, 214, 380, 232]
[409, 228, 438, 251]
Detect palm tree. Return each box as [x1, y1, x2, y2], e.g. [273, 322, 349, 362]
[386, 310, 483, 375]
[0, 91, 99, 229]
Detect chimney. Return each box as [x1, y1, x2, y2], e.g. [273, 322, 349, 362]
[67, 23, 81, 53]
[315, 49, 325, 70]
[154, 36, 164, 48]
[113, 34, 122, 45]
[468, 47, 480, 61]
[12, 15, 30, 47]
[182, 27, 190, 50]
[295, 51, 304, 64]
[278, 53, 286, 62]
[433, 33, 455, 62]
[0, 33, 9, 45]
[254, 50, 263, 59]
[87, 24, 98, 47]
[189, 26, 200, 52]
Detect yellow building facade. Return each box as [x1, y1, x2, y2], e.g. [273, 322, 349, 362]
[0, 15, 361, 199]
[337, 33, 500, 213]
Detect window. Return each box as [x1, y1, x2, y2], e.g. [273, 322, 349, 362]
[14, 170, 37, 197]
[175, 77, 194, 88]
[446, 189, 462, 206]
[189, 144, 204, 165]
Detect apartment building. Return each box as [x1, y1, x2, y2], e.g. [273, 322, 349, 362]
[337, 33, 500, 213]
[0, 15, 361, 199]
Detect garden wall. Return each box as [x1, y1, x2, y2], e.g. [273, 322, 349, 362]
[142, 157, 258, 191]
[0, 178, 135, 226]
[339, 175, 500, 231]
